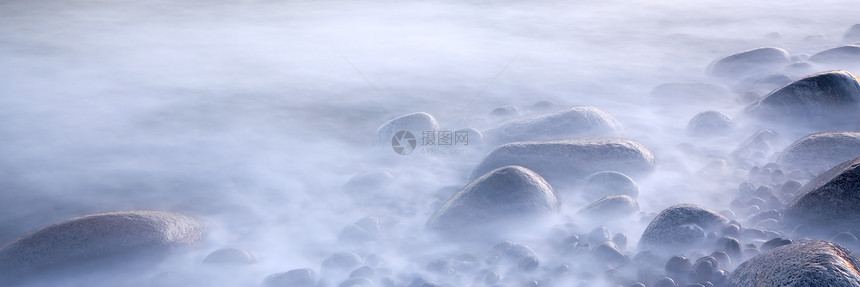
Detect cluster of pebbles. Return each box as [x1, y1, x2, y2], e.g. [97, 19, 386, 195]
[3, 24, 860, 287]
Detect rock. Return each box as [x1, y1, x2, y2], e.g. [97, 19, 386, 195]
[322, 252, 363, 271]
[338, 277, 375, 287]
[265, 269, 317, 287]
[350, 266, 375, 278]
[650, 82, 733, 106]
[587, 226, 611, 244]
[760, 238, 792, 252]
[653, 277, 677, 287]
[778, 132, 860, 175]
[456, 128, 484, 146]
[686, 111, 733, 137]
[729, 241, 860, 286]
[483, 106, 623, 145]
[739, 71, 860, 132]
[613, 233, 628, 250]
[490, 105, 520, 118]
[0, 210, 206, 282]
[733, 73, 793, 95]
[593, 241, 626, 264]
[639, 204, 729, 253]
[427, 166, 559, 237]
[469, 137, 655, 186]
[339, 217, 382, 243]
[577, 195, 640, 220]
[203, 247, 256, 265]
[707, 47, 790, 80]
[809, 45, 860, 65]
[785, 156, 860, 230]
[343, 171, 395, 195]
[374, 112, 439, 146]
[581, 171, 639, 201]
[845, 24, 860, 43]
[518, 256, 540, 272]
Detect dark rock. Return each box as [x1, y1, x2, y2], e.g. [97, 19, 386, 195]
[469, 138, 655, 186]
[264, 269, 317, 287]
[707, 47, 790, 80]
[581, 171, 640, 201]
[785, 156, 860, 230]
[779, 132, 860, 175]
[709, 252, 731, 269]
[203, 247, 256, 265]
[686, 111, 732, 137]
[639, 204, 729, 253]
[665, 256, 693, 278]
[760, 238, 792, 252]
[740, 71, 860, 132]
[653, 277, 677, 287]
[730, 129, 784, 164]
[483, 106, 622, 145]
[809, 45, 860, 64]
[729, 241, 860, 286]
[715, 237, 742, 262]
[427, 166, 558, 238]
[0, 210, 206, 282]
[374, 112, 439, 146]
[577, 195, 640, 220]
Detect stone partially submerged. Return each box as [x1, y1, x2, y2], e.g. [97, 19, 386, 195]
[777, 131, 860, 175]
[577, 195, 640, 221]
[739, 70, 860, 131]
[730, 129, 785, 165]
[374, 112, 440, 146]
[809, 45, 860, 65]
[469, 138, 655, 186]
[483, 106, 623, 145]
[638, 204, 728, 253]
[427, 166, 558, 238]
[785, 156, 860, 231]
[730, 241, 860, 286]
[0, 210, 207, 283]
[707, 47, 790, 80]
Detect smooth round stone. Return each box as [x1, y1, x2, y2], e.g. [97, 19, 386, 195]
[577, 195, 640, 220]
[653, 277, 677, 287]
[785, 156, 860, 230]
[778, 131, 860, 175]
[733, 73, 793, 95]
[639, 204, 729, 253]
[729, 241, 860, 286]
[343, 171, 394, 194]
[469, 137, 655, 186]
[203, 247, 256, 265]
[809, 45, 860, 64]
[686, 111, 733, 137]
[588, 226, 611, 244]
[265, 269, 317, 287]
[739, 71, 860, 132]
[845, 24, 860, 43]
[482, 106, 623, 145]
[730, 129, 784, 164]
[707, 47, 790, 80]
[374, 112, 440, 145]
[322, 252, 363, 271]
[581, 171, 639, 201]
[490, 105, 520, 118]
[760, 238, 793, 252]
[0, 210, 206, 282]
[427, 166, 559, 238]
[339, 217, 382, 243]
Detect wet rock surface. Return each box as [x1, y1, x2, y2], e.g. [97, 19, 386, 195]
[730, 241, 860, 286]
[639, 204, 729, 253]
[786, 156, 860, 230]
[707, 47, 790, 80]
[483, 106, 623, 145]
[777, 131, 860, 175]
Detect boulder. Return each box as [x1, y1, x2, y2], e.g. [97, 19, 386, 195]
[203, 247, 256, 265]
[777, 131, 860, 174]
[730, 241, 860, 286]
[730, 129, 785, 164]
[707, 47, 790, 80]
[739, 70, 860, 131]
[469, 138, 655, 186]
[427, 166, 558, 237]
[0, 211, 206, 283]
[374, 112, 439, 146]
[577, 195, 640, 221]
[809, 45, 860, 65]
[483, 106, 622, 145]
[581, 171, 639, 201]
[686, 111, 733, 137]
[785, 156, 860, 230]
[638, 204, 728, 253]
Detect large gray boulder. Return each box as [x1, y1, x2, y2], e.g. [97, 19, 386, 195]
[483, 106, 622, 145]
[0, 211, 207, 283]
[730, 241, 860, 287]
[707, 47, 790, 80]
[809, 45, 860, 65]
[374, 112, 440, 146]
[577, 195, 640, 221]
[785, 156, 860, 231]
[427, 166, 559, 237]
[638, 204, 728, 253]
[469, 138, 655, 186]
[777, 131, 860, 174]
[739, 70, 860, 131]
